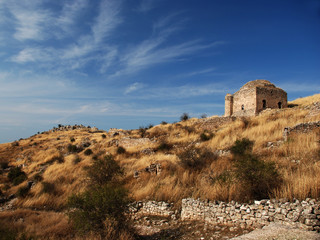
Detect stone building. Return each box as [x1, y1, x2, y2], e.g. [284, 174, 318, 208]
[225, 80, 287, 117]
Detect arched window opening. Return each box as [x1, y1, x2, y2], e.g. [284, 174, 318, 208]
[278, 102, 282, 109]
[262, 100, 266, 109]
[241, 104, 244, 110]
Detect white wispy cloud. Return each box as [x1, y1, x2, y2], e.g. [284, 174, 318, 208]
[58, 0, 88, 34]
[92, 0, 122, 43]
[11, 47, 53, 63]
[136, 0, 159, 12]
[5, 1, 52, 41]
[124, 82, 144, 94]
[113, 13, 224, 77]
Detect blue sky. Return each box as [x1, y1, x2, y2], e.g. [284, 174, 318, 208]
[0, 0, 319, 143]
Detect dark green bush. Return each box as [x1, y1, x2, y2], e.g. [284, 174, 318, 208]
[73, 156, 82, 164]
[84, 149, 93, 156]
[117, 146, 126, 154]
[70, 137, 75, 142]
[67, 184, 130, 236]
[0, 224, 17, 240]
[139, 126, 147, 137]
[161, 121, 167, 125]
[231, 138, 282, 200]
[67, 154, 132, 238]
[67, 144, 81, 153]
[180, 113, 190, 121]
[86, 155, 123, 186]
[41, 181, 55, 194]
[101, 134, 106, 139]
[33, 173, 43, 182]
[157, 142, 172, 151]
[51, 154, 65, 163]
[210, 170, 233, 186]
[0, 161, 9, 169]
[230, 138, 254, 156]
[17, 186, 29, 198]
[200, 132, 214, 141]
[8, 167, 27, 185]
[178, 147, 217, 171]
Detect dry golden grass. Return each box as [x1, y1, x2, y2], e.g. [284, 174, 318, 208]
[0, 94, 320, 238]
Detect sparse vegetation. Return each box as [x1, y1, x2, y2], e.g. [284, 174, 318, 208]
[178, 147, 217, 171]
[230, 138, 282, 200]
[84, 148, 93, 156]
[180, 112, 190, 121]
[157, 141, 173, 151]
[8, 167, 27, 185]
[117, 146, 126, 154]
[41, 181, 56, 194]
[67, 154, 133, 238]
[0, 94, 319, 238]
[200, 131, 214, 141]
[17, 185, 30, 198]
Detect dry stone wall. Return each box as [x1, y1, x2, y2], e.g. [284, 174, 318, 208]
[181, 198, 320, 231]
[131, 198, 320, 232]
[283, 121, 320, 141]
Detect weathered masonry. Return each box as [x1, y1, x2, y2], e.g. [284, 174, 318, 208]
[225, 80, 287, 117]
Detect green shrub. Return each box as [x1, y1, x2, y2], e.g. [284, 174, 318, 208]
[67, 184, 130, 237]
[161, 121, 167, 125]
[139, 126, 147, 137]
[17, 186, 29, 198]
[84, 149, 93, 156]
[231, 138, 282, 200]
[178, 147, 217, 171]
[0, 224, 17, 240]
[200, 132, 214, 141]
[33, 173, 43, 182]
[67, 154, 132, 238]
[180, 112, 190, 121]
[51, 154, 65, 163]
[8, 167, 27, 185]
[101, 134, 106, 139]
[73, 156, 82, 164]
[117, 146, 126, 154]
[70, 137, 75, 142]
[157, 142, 172, 151]
[67, 144, 82, 153]
[0, 161, 9, 170]
[230, 138, 254, 156]
[210, 170, 233, 186]
[86, 155, 123, 186]
[41, 181, 55, 194]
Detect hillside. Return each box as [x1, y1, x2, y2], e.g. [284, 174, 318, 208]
[0, 94, 320, 239]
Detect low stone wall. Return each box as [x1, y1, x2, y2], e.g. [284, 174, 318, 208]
[129, 201, 175, 218]
[130, 198, 320, 231]
[181, 198, 320, 231]
[283, 121, 320, 141]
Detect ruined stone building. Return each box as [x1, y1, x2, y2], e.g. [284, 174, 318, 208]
[225, 80, 287, 117]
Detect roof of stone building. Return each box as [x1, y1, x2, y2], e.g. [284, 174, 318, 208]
[239, 79, 276, 91]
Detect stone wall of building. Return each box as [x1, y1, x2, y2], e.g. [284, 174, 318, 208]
[232, 87, 256, 117]
[225, 94, 234, 117]
[256, 87, 287, 113]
